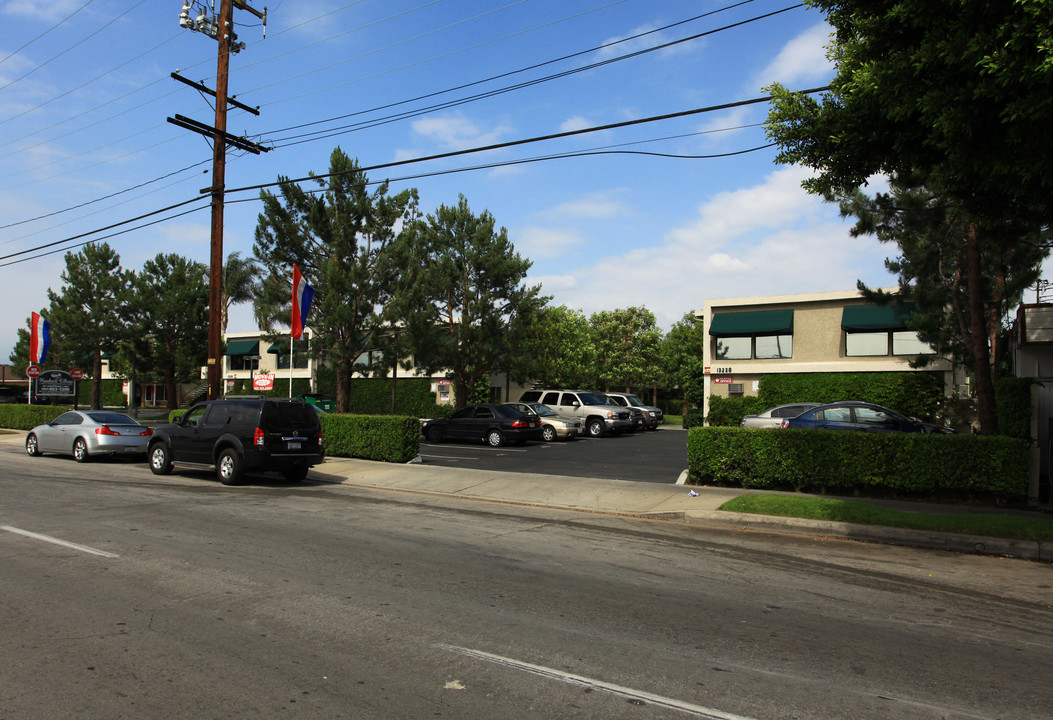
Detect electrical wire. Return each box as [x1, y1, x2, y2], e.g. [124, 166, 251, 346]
[0, 0, 99, 67]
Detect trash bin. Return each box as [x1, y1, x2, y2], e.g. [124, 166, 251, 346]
[299, 394, 336, 413]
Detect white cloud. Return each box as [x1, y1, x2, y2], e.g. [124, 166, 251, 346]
[2, 0, 85, 22]
[753, 23, 834, 90]
[516, 227, 586, 259]
[560, 116, 592, 133]
[548, 191, 626, 220]
[410, 114, 512, 151]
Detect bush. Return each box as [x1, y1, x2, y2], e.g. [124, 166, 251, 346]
[0, 404, 66, 431]
[687, 427, 1029, 500]
[705, 395, 768, 427]
[320, 414, 420, 462]
[759, 372, 944, 420]
[995, 375, 1034, 441]
[683, 412, 706, 429]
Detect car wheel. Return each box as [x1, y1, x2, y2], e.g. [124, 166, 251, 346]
[426, 426, 444, 443]
[149, 444, 172, 475]
[216, 448, 243, 486]
[587, 418, 605, 437]
[486, 429, 505, 447]
[541, 425, 557, 442]
[282, 465, 309, 483]
[73, 438, 90, 463]
[26, 433, 41, 457]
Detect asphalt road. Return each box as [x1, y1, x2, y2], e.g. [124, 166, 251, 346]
[2, 442, 1051, 720]
[419, 425, 688, 483]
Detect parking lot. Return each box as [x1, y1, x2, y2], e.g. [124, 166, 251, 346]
[418, 425, 688, 484]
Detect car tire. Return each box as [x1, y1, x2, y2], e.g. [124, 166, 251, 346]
[216, 448, 243, 485]
[587, 418, 605, 437]
[426, 426, 444, 443]
[149, 444, 172, 475]
[73, 438, 90, 463]
[26, 433, 41, 457]
[541, 425, 557, 442]
[486, 429, 505, 447]
[282, 465, 308, 483]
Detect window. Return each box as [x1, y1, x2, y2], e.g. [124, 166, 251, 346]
[710, 310, 794, 360]
[816, 406, 851, 422]
[489, 386, 502, 403]
[842, 303, 936, 357]
[846, 332, 889, 357]
[229, 354, 259, 371]
[892, 331, 936, 355]
[542, 391, 560, 405]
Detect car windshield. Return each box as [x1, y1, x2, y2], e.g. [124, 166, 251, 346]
[623, 395, 644, 406]
[262, 403, 317, 429]
[529, 404, 557, 417]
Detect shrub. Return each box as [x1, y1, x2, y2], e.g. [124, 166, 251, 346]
[759, 372, 944, 420]
[995, 375, 1034, 441]
[320, 414, 420, 463]
[683, 411, 706, 428]
[687, 427, 1029, 501]
[705, 395, 768, 427]
[0, 404, 66, 431]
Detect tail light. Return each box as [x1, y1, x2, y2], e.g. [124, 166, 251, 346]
[318, 428, 323, 444]
[95, 426, 119, 436]
[780, 419, 789, 429]
[510, 419, 530, 428]
[254, 427, 265, 447]
[139, 427, 153, 437]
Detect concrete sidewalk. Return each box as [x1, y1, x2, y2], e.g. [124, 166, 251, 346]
[314, 454, 1051, 563]
[3, 430, 1048, 561]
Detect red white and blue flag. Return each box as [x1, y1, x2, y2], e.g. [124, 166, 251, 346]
[30, 312, 50, 365]
[291, 264, 315, 340]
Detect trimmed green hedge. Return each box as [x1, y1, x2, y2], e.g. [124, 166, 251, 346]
[759, 372, 944, 420]
[0, 404, 67, 431]
[687, 427, 1029, 500]
[320, 414, 420, 463]
[705, 396, 768, 427]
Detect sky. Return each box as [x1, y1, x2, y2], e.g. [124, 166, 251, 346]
[0, 0, 993, 364]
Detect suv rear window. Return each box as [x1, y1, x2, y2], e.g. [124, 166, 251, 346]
[261, 402, 318, 429]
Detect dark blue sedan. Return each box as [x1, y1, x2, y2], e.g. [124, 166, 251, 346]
[423, 403, 544, 447]
[779, 401, 954, 434]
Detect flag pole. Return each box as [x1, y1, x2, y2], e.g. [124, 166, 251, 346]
[289, 333, 293, 399]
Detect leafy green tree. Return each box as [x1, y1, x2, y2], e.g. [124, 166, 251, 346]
[253, 147, 419, 413]
[133, 253, 210, 410]
[589, 306, 661, 394]
[842, 177, 1049, 397]
[395, 195, 546, 408]
[765, 0, 1053, 433]
[46, 243, 132, 409]
[508, 304, 596, 389]
[659, 312, 707, 414]
[222, 251, 261, 333]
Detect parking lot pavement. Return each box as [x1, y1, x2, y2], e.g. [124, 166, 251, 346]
[418, 426, 688, 484]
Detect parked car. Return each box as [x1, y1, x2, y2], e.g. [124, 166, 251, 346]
[504, 401, 583, 441]
[0, 386, 21, 404]
[147, 396, 324, 485]
[740, 403, 821, 429]
[602, 391, 664, 430]
[517, 389, 633, 437]
[26, 410, 153, 462]
[424, 403, 543, 447]
[779, 401, 955, 433]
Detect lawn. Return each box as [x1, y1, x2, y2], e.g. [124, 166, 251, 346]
[719, 494, 1053, 543]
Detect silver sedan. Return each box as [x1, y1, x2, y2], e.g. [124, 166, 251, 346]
[26, 410, 154, 462]
[504, 402, 583, 441]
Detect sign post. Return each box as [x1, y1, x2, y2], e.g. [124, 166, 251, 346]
[70, 368, 83, 410]
[26, 365, 40, 404]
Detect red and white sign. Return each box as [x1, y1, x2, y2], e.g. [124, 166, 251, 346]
[712, 376, 734, 384]
[26, 365, 41, 378]
[252, 373, 274, 391]
[70, 368, 84, 381]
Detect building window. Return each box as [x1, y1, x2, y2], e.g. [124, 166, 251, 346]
[229, 354, 259, 371]
[842, 303, 936, 357]
[710, 309, 794, 360]
[892, 331, 936, 356]
[845, 331, 889, 357]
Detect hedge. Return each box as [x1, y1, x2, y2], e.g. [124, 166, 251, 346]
[687, 427, 1029, 500]
[319, 414, 421, 463]
[0, 404, 67, 431]
[758, 371, 944, 420]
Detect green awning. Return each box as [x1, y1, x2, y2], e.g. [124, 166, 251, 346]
[709, 309, 793, 337]
[841, 303, 915, 332]
[267, 341, 307, 354]
[224, 339, 260, 356]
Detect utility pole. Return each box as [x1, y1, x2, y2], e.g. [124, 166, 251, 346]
[170, 0, 267, 401]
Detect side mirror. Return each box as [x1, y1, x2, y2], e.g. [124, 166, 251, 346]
[173, 414, 184, 424]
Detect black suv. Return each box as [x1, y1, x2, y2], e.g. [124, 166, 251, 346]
[147, 396, 323, 485]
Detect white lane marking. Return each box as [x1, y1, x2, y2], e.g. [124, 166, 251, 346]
[1, 525, 119, 558]
[436, 644, 757, 720]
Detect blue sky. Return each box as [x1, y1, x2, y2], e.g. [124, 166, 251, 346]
[0, 0, 911, 363]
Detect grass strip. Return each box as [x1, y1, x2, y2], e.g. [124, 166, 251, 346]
[718, 494, 1053, 542]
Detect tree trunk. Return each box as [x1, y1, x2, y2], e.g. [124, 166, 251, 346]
[967, 224, 998, 434]
[92, 348, 103, 409]
[336, 365, 351, 414]
[166, 369, 178, 411]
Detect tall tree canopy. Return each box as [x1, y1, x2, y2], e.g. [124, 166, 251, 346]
[134, 253, 210, 410]
[766, 0, 1053, 433]
[508, 305, 596, 390]
[659, 312, 707, 414]
[589, 306, 661, 393]
[253, 147, 418, 412]
[46, 243, 131, 409]
[396, 195, 546, 408]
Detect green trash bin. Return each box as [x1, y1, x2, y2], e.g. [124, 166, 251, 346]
[299, 394, 336, 413]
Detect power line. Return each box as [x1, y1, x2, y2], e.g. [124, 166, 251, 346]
[0, 0, 99, 67]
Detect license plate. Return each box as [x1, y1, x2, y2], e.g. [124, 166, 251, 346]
[287, 441, 301, 450]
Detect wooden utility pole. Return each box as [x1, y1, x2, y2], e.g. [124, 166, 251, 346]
[170, 0, 267, 401]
